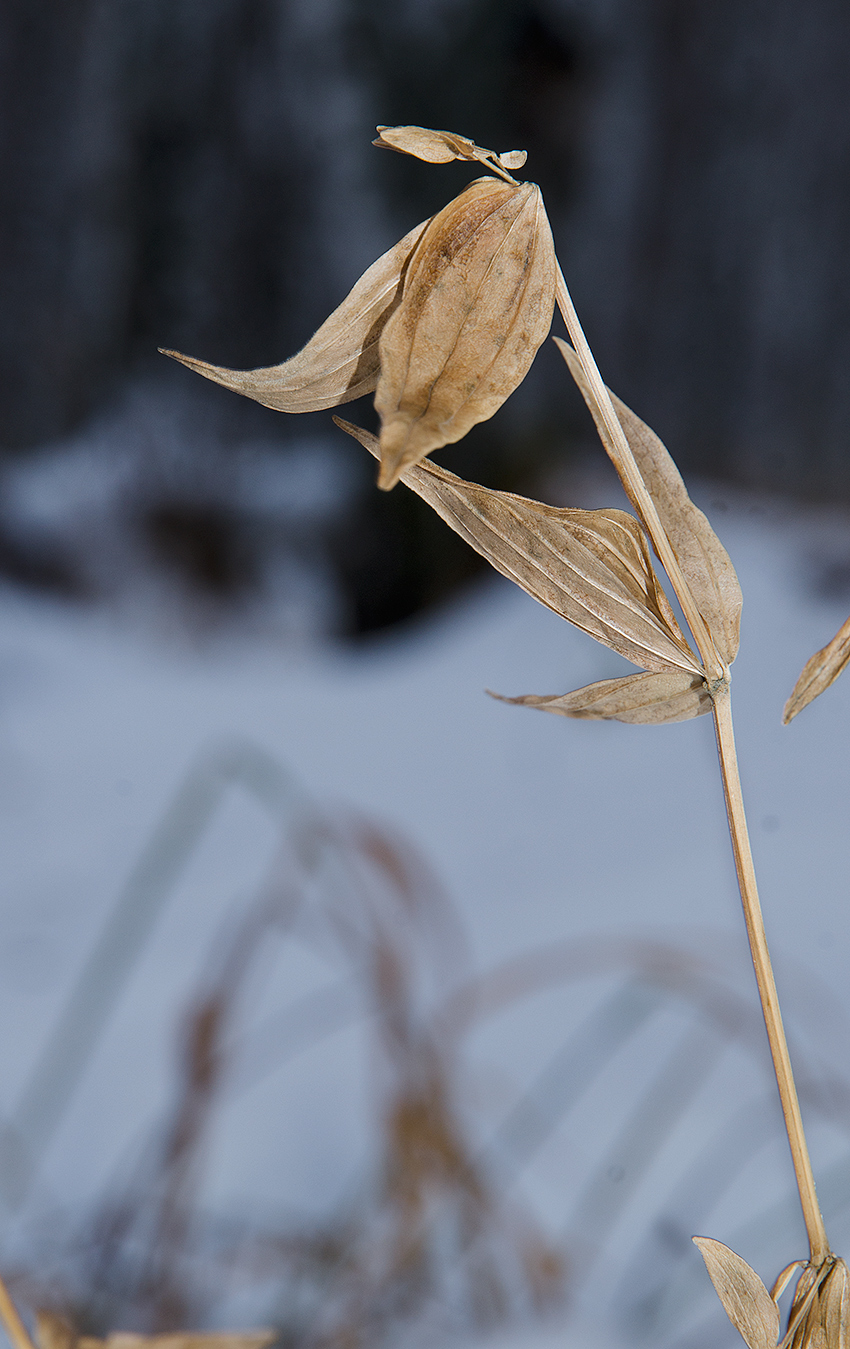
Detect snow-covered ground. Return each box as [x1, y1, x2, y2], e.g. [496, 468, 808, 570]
[1, 466, 850, 1348]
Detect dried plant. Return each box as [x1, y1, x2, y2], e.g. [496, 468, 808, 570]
[784, 613, 850, 723]
[153, 122, 846, 1344]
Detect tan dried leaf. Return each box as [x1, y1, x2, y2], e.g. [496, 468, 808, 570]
[489, 670, 711, 724]
[375, 176, 556, 489]
[824, 1260, 850, 1349]
[783, 614, 850, 723]
[556, 339, 743, 665]
[373, 125, 526, 176]
[160, 217, 430, 413]
[78, 1333, 275, 1349]
[693, 1237, 779, 1349]
[36, 1313, 76, 1349]
[36, 1318, 275, 1349]
[336, 418, 702, 676]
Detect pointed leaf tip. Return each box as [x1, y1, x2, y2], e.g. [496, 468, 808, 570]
[693, 1237, 779, 1349]
[335, 418, 702, 676]
[160, 217, 429, 414]
[783, 613, 850, 723]
[491, 670, 711, 724]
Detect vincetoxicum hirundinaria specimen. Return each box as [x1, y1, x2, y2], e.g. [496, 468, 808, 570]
[164, 125, 845, 1346]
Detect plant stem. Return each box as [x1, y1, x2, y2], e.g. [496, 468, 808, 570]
[712, 689, 828, 1264]
[554, 265, 726, 685]
[0, 1275, 35, 1349]
[553, 262, 829, 1263]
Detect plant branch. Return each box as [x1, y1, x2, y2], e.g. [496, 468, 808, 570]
[554, 265, 726, 685]
[712, 689, 829, 1264]
[0, 1275, 35, 1349]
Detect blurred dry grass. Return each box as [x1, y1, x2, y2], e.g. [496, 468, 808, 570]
[4, 744, 850, 1349]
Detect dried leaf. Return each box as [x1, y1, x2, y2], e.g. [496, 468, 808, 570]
[78, 1334, 275, 1349]
[36, 1314, 76, 1349]
[375, 176, 556, 489]
[160, 217, 430, 413]
[373, 125, 526, 176]
[336, 419, 703, 676]
[824, 1259, 850, 1349]
[489, 670, 711, 724]
[783, 614, 850, 723]
[556, 339, 743, 665]
[693, 1237, 779, 1349]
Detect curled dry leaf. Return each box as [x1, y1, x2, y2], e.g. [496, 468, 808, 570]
[374, 175, 556, 489]
[783, 1257, 850, 1349]
[489, 670, 711, 725]
[783, 613, 850, 723]
[335, 418, 702, 676]
[161, 217, 430, 413]
[164, 136, 553, 493]
[373, 124, 527, 176]
[556, 339, 743, 666]
[693, 1237, 780, 1349]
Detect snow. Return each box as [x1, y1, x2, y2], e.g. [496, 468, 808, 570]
[1, 473, 850, 1346]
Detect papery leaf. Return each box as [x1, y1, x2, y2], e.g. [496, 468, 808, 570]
[374, 125, 478, 163]
[160, 218, 429, 413]
[556, 339, 743, 665]
[693, 1237, 780, 1349]
[783, 614, 850, 723]
[336, 419, 703, 676]
[824, 1260, 850, 1349]
[375, 176, 556, 489]
[489, 670, 711, 724]
[373, 125, 526, 176]
[78, 1333, 276, 1349]
[36, 1313, 75, 1349]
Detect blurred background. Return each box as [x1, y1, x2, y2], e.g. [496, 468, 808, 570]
[3, 2, 850, 1348]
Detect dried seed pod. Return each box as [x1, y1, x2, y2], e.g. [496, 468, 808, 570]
[162, 126, 553, 491]
[374, 175, 556, 489]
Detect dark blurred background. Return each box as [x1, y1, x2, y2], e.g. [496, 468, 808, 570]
[2, 0, 850, 636]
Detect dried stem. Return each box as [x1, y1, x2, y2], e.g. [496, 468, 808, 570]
[554, 265, 726, 686]
[0, 1275, 35, 1349]
[712, 690, 829, 1264]
[554, 262, 829, 1264]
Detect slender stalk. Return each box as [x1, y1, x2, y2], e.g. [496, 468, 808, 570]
[554, 265, 726, 685]
[554, 261, 830, 1263]
[712, 690, 829, 1264]
[0, 1275, 36, 1349]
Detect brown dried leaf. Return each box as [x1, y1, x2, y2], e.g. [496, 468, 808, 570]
[693, 1237, 779, 1349]
[824, 1259, 850, 1349]
[375, 176, 556, 489]
[79, 1334, 275, 1349]
[160, 217, 429, 413]
[373, 125, 526, 175]
[36, 1313, 76, 1349]
[783, 614, 850, 723]
[336, 419, 702, 676]
[556, 339, 743, 665]
[489, 670, 711, 724]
